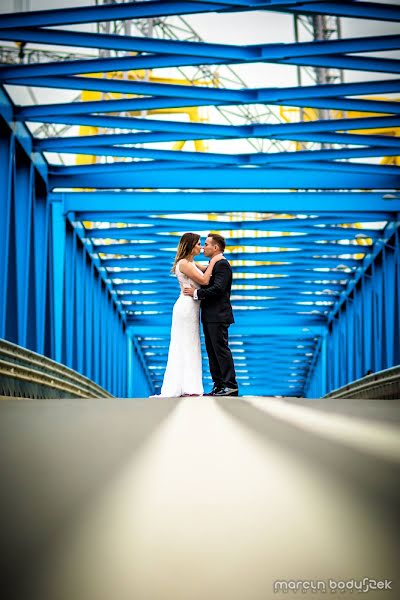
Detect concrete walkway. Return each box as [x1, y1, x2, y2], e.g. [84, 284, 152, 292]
[1, 396, 399, 599]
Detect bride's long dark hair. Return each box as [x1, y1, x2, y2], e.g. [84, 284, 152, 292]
[171, 232, 200, 273]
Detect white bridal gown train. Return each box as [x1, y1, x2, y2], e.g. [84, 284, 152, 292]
[157, 260, 204, 397]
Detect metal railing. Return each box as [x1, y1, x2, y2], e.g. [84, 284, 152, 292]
[0, 339, 113, 399]
[324, 366, 400, 400]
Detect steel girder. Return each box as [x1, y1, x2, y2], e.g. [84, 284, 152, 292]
[1, 1, 400, 397]
[0, 1, 400, 29]
[1, 32, 400, 77]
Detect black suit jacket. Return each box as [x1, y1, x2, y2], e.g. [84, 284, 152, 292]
[197, 259, 234, 324]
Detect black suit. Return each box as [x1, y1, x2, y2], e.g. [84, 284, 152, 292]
[197, 259, 237, 390]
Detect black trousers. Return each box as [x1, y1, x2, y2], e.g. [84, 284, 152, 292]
[203, 322, 237, 389]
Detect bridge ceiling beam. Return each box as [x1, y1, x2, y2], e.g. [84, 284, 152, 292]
[42, 145, 400, 168]
[15, 95, 400, 120]
[90, 241, 371, 256]
[8, 75, 400, 106]
[49, 168, 400, 191]
[0, 1, 399, 29]
[2, 36, 400, 78]
[0, 28, 398, 61]
[56, 192, 400, 216]
[85, 228, 381, 243]
[33, 115, 400, 146]
[58, 196, 394, 220]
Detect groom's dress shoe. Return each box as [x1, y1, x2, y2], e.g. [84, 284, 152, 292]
[214, 386, 239, 397]
[205, 386, 223, 396]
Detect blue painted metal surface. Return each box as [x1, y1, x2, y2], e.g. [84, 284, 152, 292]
[0, 93, 129, 396]
[1, 0, 400, 397]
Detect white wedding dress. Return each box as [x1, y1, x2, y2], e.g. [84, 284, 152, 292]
[157, 260, 204, 397]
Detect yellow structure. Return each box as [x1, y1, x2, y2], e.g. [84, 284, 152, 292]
[76, 69, 214, 166]
[280, 100, 400, 164]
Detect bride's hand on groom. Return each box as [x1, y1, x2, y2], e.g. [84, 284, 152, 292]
[210, 254, 224, 266]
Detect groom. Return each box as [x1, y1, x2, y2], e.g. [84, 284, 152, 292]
[184, 233, 238, 397]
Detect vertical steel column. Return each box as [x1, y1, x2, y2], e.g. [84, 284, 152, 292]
[319, 333, 327, 396]
[84, 260, 94, 380]
[127, 335, 134, 397]
[362, 272, 373, 374]
[31, 178, 49, 354]
[64, 221, 76, 368]
[14, 152, 33, 347]
[100, 285, 108, 389]
[50, 198, 66, 363]
[75, 237, 85, 373]
[92, 272, 101, 384]
[0, 123, 13, 339]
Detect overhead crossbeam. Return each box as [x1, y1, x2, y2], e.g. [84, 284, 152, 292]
[0, 0, 399, 30]
[9, 75, 400, 105]
[0, 28, 398, 60]
[2, 33, 400, 78]
[49, 167, 400, 190]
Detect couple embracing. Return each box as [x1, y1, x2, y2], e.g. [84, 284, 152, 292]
[156, 232, 238, 398]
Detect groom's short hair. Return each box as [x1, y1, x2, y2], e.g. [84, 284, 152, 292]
[208, 233, 226, 252]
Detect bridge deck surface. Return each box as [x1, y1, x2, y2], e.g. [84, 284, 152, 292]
[1, 396, 399, 599]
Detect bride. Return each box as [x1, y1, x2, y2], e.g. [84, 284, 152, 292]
[155, 232, 222, 397]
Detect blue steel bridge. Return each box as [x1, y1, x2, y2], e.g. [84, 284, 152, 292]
[0, 0, 399, 399]
[1, 3, 400, 599]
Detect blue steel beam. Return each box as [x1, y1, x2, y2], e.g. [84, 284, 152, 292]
[90, 240, 372, 255]
[46, 159, 400, 178]
[57, 192, 400, 213]
[0, 121, 13, 339]
[73, 218, 393, 232]
[8, 75, 400, 105]
[36, 113, 400, 141]
[40, 132, 400, 151]
[108, 271, 356, 282]
[54, 192, 396, 216]
[0, 1, 399, 29]
[16, 95, 400, 120]
[9, 53, 400, 81]
[85, 228, 380, 242]
[47, 157, 400, 178]
[35, 115, 400, 150]
[3, 46, 400, 79]
[31, 180, 49, 355]
[1, 28, 398, 62]
[54, 144, 400, 164]
[46, 146, 400, 168]
[14, 158, 34, 348]
[101, 252, 362, 264]
[92, 249, 369, 263]
[49, 168, 400, 190]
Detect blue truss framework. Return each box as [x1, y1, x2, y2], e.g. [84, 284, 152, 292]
[0, 0, 399, 397]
